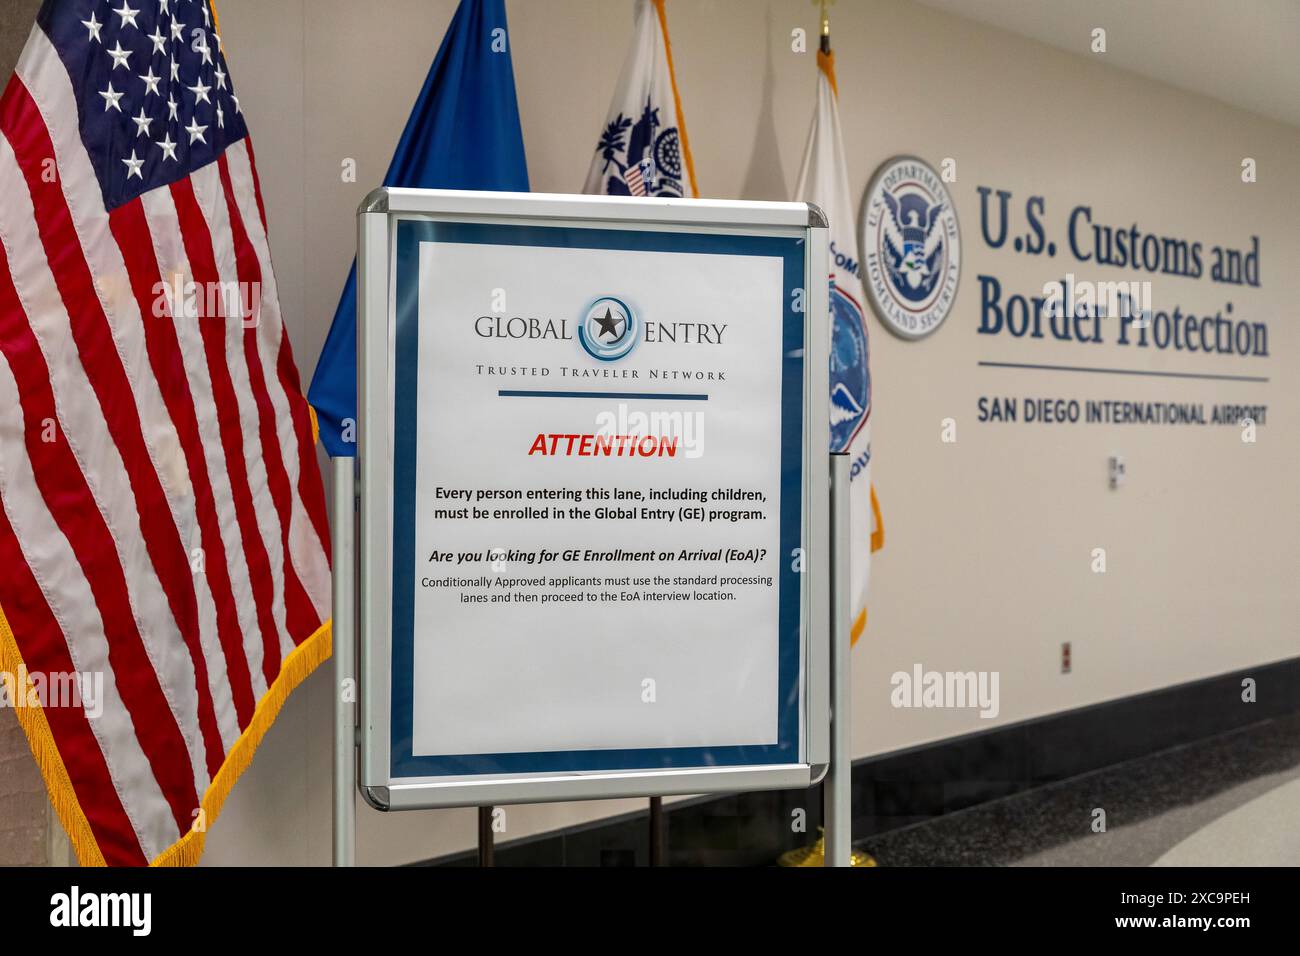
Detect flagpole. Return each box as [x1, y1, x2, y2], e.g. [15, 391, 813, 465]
[819, 0, 856, 869]
[825, 451, 851, 866]
[332, 455, 357, 866]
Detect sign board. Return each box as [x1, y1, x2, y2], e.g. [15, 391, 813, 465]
[356, 189, 830, 809]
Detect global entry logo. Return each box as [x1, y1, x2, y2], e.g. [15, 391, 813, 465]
[578, 295, 639, 361]
[472, 295, 726, 354]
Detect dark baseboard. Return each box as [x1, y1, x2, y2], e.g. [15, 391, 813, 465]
[417, 656, 1300, 867]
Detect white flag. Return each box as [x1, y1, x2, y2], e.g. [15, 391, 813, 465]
[794, 48, 883, 644]
[583, 0, 697, 198]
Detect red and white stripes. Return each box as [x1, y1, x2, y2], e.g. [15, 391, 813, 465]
[0, 25, 331, 865]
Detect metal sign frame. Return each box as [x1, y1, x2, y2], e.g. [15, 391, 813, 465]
[344, 187, 835, 815]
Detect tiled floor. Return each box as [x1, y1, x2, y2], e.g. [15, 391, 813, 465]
[857, 711, 1300, 866]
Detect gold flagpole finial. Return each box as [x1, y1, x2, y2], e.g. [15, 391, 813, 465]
[814, 0, 834, 51]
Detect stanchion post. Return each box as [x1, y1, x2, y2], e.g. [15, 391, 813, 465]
[824, 451, 851, 866]
[332, 455, 357, 867]
[477, 806, 495, 866]
[649, 796, 664, 866]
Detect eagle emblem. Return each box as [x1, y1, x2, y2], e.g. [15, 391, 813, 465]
[593, 97, 685, 199]
[880, 191, 947, 301]
[860, 156, 961, 340]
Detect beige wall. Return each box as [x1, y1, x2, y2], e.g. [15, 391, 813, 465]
[2, 0, 1297, 865]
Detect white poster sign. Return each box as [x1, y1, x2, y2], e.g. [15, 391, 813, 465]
[414, 240, 784, 757]
[357, 191, 828, 808]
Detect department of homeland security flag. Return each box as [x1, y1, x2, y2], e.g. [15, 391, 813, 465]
[308, 0, 530, 457]
[0, 1, 331, 865]
[583, 0, 698, 198]
[794, 45, 884, 644]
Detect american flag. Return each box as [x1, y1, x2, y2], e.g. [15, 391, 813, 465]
[0, 0, 331, 865]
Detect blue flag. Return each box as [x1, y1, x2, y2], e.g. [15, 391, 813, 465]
[308, 0, 529, 456]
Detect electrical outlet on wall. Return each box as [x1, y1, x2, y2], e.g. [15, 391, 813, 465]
[1109, 455, 1126, 489]
[1061, 642, 1072, 674]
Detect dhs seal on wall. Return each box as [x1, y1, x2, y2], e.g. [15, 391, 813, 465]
[860, 156, 960, 339]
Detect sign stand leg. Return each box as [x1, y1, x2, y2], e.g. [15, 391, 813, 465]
[477, 806, 495, 866]
[649, 796, 664, 866]
[824, 452, 851, 867]
[332, 456, 357, 866]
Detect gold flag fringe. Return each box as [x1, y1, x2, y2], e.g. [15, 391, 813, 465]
[0, 595, 330, 866]
[651, 0, 699, 198]
[817, 48, 838, 98]
[151, 621, 331, 866]
[0, 600, 107, 866]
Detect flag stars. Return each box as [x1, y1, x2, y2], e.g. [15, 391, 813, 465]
[184, 116, 208, 145]
[169, 56, 181, 82]
[216, 103, 224, 129]
[113, 2, 141, 29]
[230, 93, 240, 113]
[147, 25, 168, 54]
[169, 17, 185, 42]
[81, 12, 104, 43]
[201, 3, 211, 27]
[156, 133, 179, 162]
[122, 148, 145, 179]
[106, 40, 133, 71]
[167, 93, 179, 121]
[99, 82, 125, 112]
[188, 78, 212, 104]
[214, 65, 227, 90]
[131, 107, 154, 137]
[140, 66, 162, 96]
[159, 0, 172, 13]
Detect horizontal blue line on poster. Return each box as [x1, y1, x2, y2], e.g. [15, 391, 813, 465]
[978, 361, 1268, 383]
[498, 390, 710, 401]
